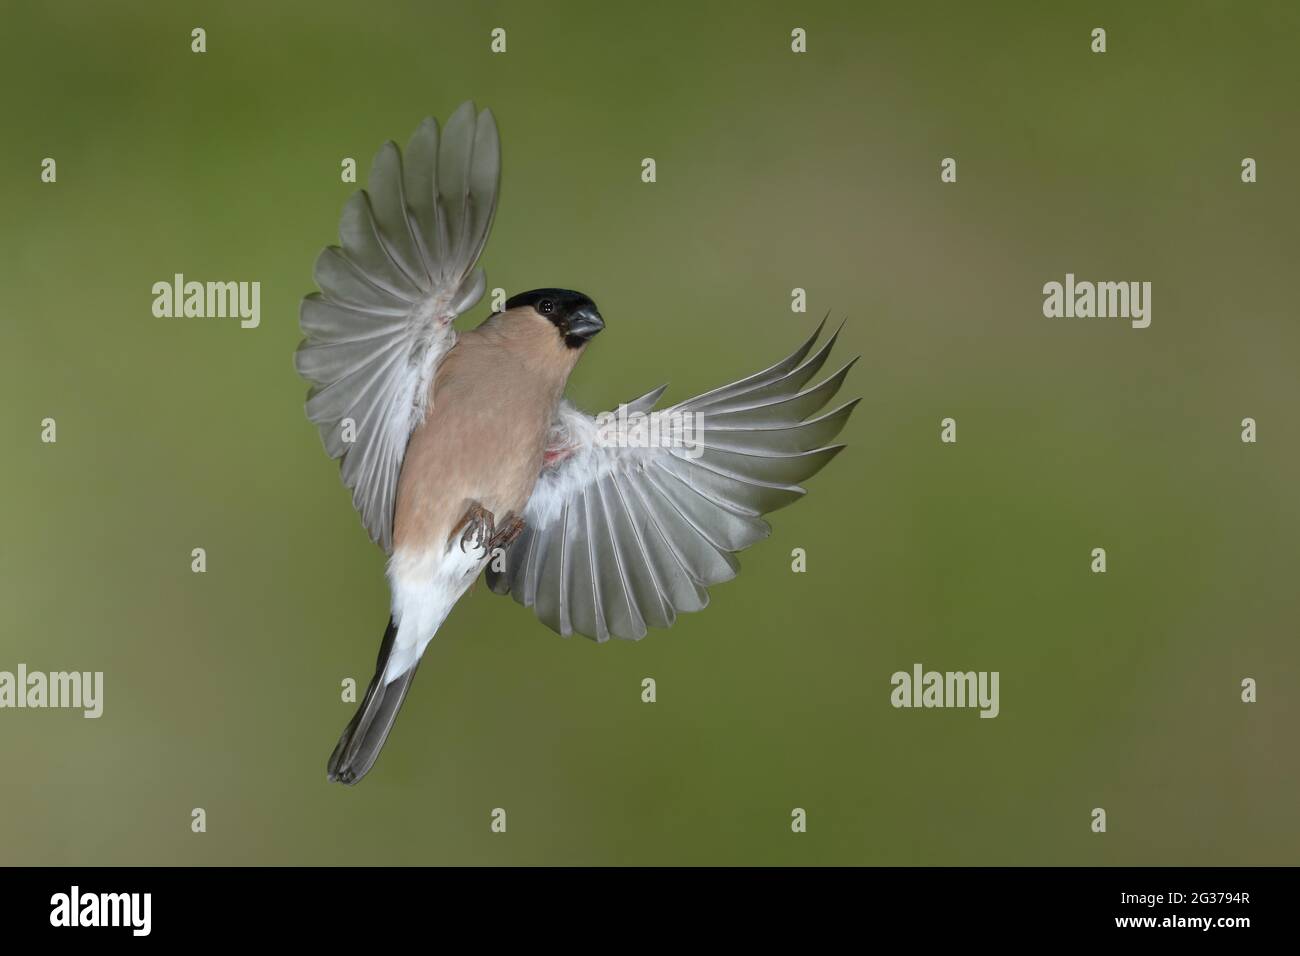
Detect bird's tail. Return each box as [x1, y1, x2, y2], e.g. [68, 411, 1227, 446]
[327, 617, 419, 785]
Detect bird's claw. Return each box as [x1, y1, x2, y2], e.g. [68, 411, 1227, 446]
[451, 504, 526, 556]
[453, 503, 495, 555]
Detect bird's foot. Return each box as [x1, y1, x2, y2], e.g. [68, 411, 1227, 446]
[451, 505, 526, 556]
[489, 513, 525, 551]
[452, 503, 496, 554]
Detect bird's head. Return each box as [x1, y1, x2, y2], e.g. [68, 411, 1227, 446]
[503, 289, 604, 349]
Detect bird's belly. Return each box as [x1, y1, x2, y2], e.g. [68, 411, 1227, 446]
[383, 541, 485, 681]
[393, 407, 550, 552]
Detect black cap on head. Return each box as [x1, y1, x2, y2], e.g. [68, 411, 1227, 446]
[505, 288, 604, 348]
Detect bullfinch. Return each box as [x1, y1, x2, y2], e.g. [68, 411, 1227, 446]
[295, 102, 858, 784]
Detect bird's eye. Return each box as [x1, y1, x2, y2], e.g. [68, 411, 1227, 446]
[539, 299, 555, 315]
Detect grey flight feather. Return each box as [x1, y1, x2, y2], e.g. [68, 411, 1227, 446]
[487, 319, 859, 642]
[295, 102, 501, 553]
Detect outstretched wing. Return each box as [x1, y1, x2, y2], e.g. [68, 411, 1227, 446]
[486, 320, 858, 641]
[295, 101, 501, 553]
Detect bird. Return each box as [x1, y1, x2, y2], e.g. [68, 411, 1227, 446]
[295, 101, 859, 784]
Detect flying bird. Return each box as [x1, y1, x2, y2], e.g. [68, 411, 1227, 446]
[295, 102, 858, 784]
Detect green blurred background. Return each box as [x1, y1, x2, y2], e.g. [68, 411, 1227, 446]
[2, 0, 1297, 865]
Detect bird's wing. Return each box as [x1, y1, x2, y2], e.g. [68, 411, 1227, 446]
[486, 320, 858, 640]
[295, 102, 500, 553]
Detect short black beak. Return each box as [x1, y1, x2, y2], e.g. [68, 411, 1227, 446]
[566, 306, 605, 342]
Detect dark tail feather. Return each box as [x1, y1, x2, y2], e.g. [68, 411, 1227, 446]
[327, 617, 419, 785]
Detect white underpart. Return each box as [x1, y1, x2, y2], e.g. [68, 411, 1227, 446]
[384, 531, 491, 684]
